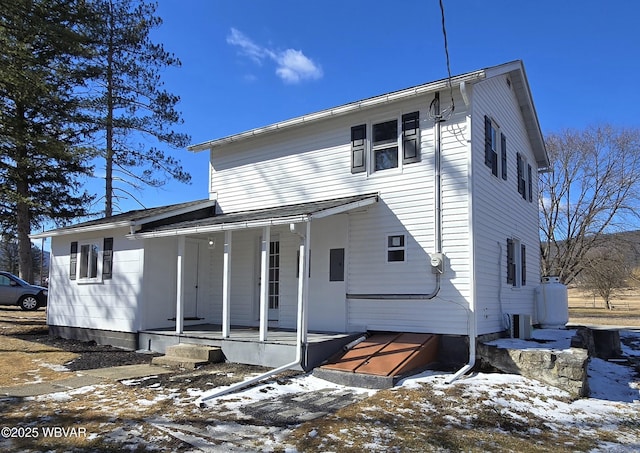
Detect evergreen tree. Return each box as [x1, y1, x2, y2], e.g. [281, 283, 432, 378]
[86, 0, 191, 216]
[0, 0, 95, 281]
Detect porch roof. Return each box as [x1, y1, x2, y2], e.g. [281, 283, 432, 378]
[129, 193, 379, 239]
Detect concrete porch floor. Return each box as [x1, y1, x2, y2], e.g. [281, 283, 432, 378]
[139, 324, 363, 371]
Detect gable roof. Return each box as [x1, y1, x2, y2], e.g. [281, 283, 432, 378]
[188, 60, 548, 169]
[30, 199, 216, 239]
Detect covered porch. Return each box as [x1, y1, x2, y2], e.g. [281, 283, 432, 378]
[130, 193, 378, 369]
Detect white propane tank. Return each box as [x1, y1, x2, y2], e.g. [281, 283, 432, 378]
[535, 276, 569, 328]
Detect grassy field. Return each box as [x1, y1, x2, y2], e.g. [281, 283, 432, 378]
[568, 287, 640, 327]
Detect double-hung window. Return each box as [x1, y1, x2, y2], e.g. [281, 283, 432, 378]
[70, 238, 113, 282]
[484, 115, 507, 180]
[350, 111, 421, 174]
[506, 238, 526, 287]
[373, 119, 399, 171]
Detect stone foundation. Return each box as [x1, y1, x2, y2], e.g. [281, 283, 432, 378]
[477, 342, 589, 398]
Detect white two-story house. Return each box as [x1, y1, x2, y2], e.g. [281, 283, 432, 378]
[33, 60, 549, 373]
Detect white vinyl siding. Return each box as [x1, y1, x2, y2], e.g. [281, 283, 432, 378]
[471, 74, 541, 334]
[48, 228, 143, 333]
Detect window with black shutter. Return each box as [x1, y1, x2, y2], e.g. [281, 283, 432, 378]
[103, 237, 113, 280]
[506, 238, 515, 285]
[517, 153, 526, 198]
[69, 242, 78, 280]
[402, 111, 420, 164]
[484, 115, 494, 171]
[351, 124, 366, 174]
[484, 115, 500, 177]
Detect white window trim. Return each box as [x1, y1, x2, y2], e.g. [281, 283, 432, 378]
[368, 111, 403, 176]
[508, 237, 523, 289]
[76, 239, 103, 284]
[487, 117, 506, 179]
[386, 233, 407, 263]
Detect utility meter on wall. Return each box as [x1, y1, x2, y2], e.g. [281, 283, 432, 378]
[430, 253, 445, 274]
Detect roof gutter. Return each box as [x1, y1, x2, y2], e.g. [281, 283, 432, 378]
[127, 215, 311, 240]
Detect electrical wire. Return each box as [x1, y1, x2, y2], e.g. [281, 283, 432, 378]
[434, 0, 455, 121]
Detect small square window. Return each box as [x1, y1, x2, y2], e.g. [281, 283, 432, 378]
[387, 234, 406, 262]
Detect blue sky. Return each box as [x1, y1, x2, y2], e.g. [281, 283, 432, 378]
[83, 0, 640, 215]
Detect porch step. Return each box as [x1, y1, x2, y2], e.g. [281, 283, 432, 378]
[152, 343, 223, 370]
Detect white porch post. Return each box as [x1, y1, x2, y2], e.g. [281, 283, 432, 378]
[176, 235, 185, 334]
[259, 225, 270, 341]
[296, 222, 310, 346]
[222, 231, 232, 338]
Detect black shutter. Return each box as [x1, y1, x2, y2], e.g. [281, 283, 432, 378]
[103, 237, 113, 280]
[484, 115, 493, 169]
[351, 125, 366, 173]
[516, 153, 525, 198]
[521, 244, 527, 286]
[506, 239, 514, 285]
[402, 111, 420, 164]
[527, 164, 533, 202]
[69, 242, 78, 280]
[501, 133, 507, 180]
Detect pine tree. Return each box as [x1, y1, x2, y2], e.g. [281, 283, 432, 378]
[86, 0, 191, 216]
[0, 0, 95, 281]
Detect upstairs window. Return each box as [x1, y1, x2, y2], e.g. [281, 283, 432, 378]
[484, 115, 507, 179]
[373, 119, 398, 171]
[484, 116, 498, 177]
[350, 111, 420, 174]
[516, 153, 534, 203]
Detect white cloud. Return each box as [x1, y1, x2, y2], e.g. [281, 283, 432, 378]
[226, 28, 323, 84]
[275, 49, 323, 84]
[226, 28, 267, 65]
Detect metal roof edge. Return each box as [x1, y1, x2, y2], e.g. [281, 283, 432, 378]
[188, 70, 486, 152]
[30, 199, 216, 239]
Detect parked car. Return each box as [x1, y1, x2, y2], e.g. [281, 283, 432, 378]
[0, 271, 48, 310]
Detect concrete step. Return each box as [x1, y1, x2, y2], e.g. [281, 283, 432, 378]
[151, 344, 223, 370]
[152, 355, 208, 370]
[164, 343, 223, 362]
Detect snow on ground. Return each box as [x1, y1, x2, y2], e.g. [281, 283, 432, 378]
[4, 329, 639, 451]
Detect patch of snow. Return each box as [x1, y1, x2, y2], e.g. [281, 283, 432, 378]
[34, 360, 70, 372]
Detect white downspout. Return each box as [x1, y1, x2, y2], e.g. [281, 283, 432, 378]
[445, 104, 477, 384]
[195, 222, 310, 407]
